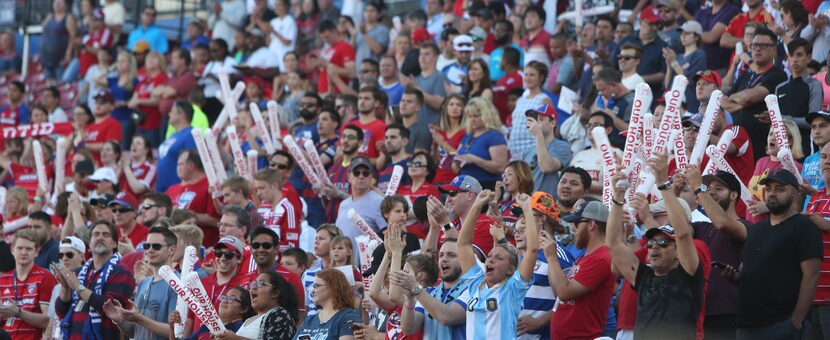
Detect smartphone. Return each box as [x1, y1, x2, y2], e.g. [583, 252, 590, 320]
[348, 320, 361, 331]
[711, 260, 727, 270]
[525, 110, 539, 120]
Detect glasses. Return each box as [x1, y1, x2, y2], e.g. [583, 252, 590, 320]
[683, 126, 700, 132]
[352, 169, 372, 177]
[139, 204, 160, 211]
[269, 162, 289, 170]
[447, 190, 469, 197]
[619, 55, 639, 61]
[300, 102, 318, 108]
[312, 283, 326, 289]
[341, 134, 359, 141]
[58, 252, 75, 259]
[219, 295, 242, 304]
[111, 207, 133, 214]
[750, 42, 775, 50]
[249, 280, 274, 289]
[215, 251, 238, 260]
[142, 243, 166, 251]
[359, 69, 375, 74]
[646, 238, 673, 249]
[408, 161, 427, 168]
[251, 242, 273, 250]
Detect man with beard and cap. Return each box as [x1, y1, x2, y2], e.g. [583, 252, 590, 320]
[607, 152, 705, 340]
[684, 167, 749, 338]
[54, 221, 136, 340]
[322, 125, 365, 221]
[729, 168, 822, 338]
[488, 20, 524, 82]
[295, 93, 321, 144]
[244, 227, 305, 317]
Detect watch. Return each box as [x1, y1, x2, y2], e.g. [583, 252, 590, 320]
[695, 184, 709, 195]
[442, 222, 455, 231]
[657, 180, 673, 191]
[410, 284, 423, 296]
[77, 285, 87, 294]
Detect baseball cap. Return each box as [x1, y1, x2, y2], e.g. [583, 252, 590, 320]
[93, 91, 115, 103]
[216, 236, 245, 255]
[807, 110, 830, 124]
[108, 192, 138, 210]
[90, 194, 115, 207]
[348, 156, 375, 174]
[453, 35, 475, 52]
[649, 199, 692, 218]
[134, 40, 151, 54]
[692, 70, 722, 89]
[681, 115, 703, 128]
[411, 28, 432, 45]
[513, 192, 562, 223]
[644, 225, 676, 240]
[89, 167, 118, 184]
[759, 169, 800, 188]
[469, 26, 487, 42]
[60, 236, 87, 254]
[703, 170, 741, 192]
[562, 201, 608, 223]
[526, 104, 558, 121]
[92, 8, 105, 21]
[678, 20, 703, 35]
[439, 175, 482, 194]
[639, 5, 660, 24]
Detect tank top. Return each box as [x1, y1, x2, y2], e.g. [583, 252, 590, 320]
[41, 14, 70, 68]
[814, 72, 830, 110]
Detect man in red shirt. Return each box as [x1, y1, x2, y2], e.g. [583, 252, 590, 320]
[548, 201, 615, 339]
[342, 86, 386, 161]
[153, 48, 197, 120]
[79, 8, 114, 77]
[83, 92, 123, 164]
[108, 192, 148, 254]
[165, 150, 220, 246]
[493, 47, 523, 122]
[0, 81, 29, 128]
[313, 20, 355, 95]
[519, 6, 551, 59]
[805, 142, 830, 335]
[437, 175, 495, 257]
[192, 236, 250, 332]
[0, 230, 57, 340]
[254, 169, 301, 252]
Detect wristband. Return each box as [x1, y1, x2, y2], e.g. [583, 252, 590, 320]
[671, 60, 680, 68]
[33, 196, 42, 203]
[611, 198, 625, 206]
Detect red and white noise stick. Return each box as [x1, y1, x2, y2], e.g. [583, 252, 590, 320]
[32, 140, 48, 194]
[53, 137, 68, 197]
[625, 157, 644, 204]
[191, 129, 221, 191]
[622, 83, 651, 172]
[591, 126, 618, 207]
[303, 139, 332, 186]
[183, 272, 227, 334]
[4, 217, 28, 234]
[174, 247, 199, 338]
[211, 83, 245, 138]
[249, 103, 276, 154]
[158, 266, 216, 334]
[347, 208, 382, 243]
[690, 90, 723, 166]
[225, 126, 250, 179]
[0, 188, 6, 217]
[385, 165, 405, 196]
[205, 132, 228, 183]
[218, 70, 239, 121]
[642, 113, 655, 160]
[706, 146, 753, 206]
[283, 135, 322, 189]
[702, 129, 735, 175]
[267, 101, 284, 150]
[246, 150, 259, 179]
[765, 95, 791, 151]
[673, 128, 689, 170]
[666, 76, 689, 169]
[777, 148, 804, 184]
[356, 236, 380, 293]
[635, 171, 656, 195]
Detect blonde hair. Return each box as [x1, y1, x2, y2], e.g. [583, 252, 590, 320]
[771, 120, 804, 159]
[330, 236, 354, 266]
[4, 187, 28, 217]
[464, 97, 503, 133]
[116, 51, 137, 91]
[146, 51, 168, 74]
[170, 224, 204, 249]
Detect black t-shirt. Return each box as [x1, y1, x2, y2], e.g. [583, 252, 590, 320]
[729, 65, 787, 159]
[634, 261, 705, 340]
[692, 218, 751, 316]
[737, 213, 823, 327]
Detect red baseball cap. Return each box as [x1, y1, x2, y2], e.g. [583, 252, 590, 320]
[692, 69, 722, 90]
[640, 5, 660, 24]
[525, 104, 558, 121]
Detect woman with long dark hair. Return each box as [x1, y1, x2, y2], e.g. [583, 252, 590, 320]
[463, 59, 493, 101]
[168, 286, 255, 340]
[430, 94, 466, 185]
[216, 272, 299, 340]
[119, 135, 155, 197]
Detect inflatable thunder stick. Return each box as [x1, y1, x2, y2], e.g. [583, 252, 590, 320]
[204, 132, 228, 183]
[347, 208, 382, 243]
[385, 165, 405, 196]
[701, 130, 735, 175]
[158, 266, 217, 333]
[690, 91, 723, 166]
[32, 140, 48, 194]
[246, 150, 258, 181]
[249, 103, 276, 154]
[591, 126, 617, 207]
[765, 95, 791, 151]
[184, 272, 227, 334]
[191, 129, 221, 191]
[53, 137, 68, 197]
[777, 148, 804, 184]
[210, 83, 245, 138]
[226, 126, 250, 179]
[267, 101, 284, 149]
[706, 147, 753, 206]
[622, 83, 651, 171]
[666, 76, 689, 169]
[642, 113, 655, 160]
[173, 247, 199, 338]
[283, 135, 322, 188]
[303, 139, 333, 186]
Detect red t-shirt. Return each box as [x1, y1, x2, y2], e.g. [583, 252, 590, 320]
[190, 273, 252, 332]
[493, 71, 524, 123]
[84, 116, 123, 164]
[398, 182, 441, 239]
[135, 72, 169, 130]
[318, 40, 355, 94]
[441, 215, 496, 257]
[0, 265, 57, 340]
[79, 27, 114, 76]
[120, 223, 149, 249]
[551, 246, 615, 340]
[257, 198, 302, 252]
[342, 118, 387, 159]
[434, 129, 466, 185]
[806, 190, 830, 304]
[119, 160, 157, 197]
[165, 177, 220, 246]
[10, 163, 40, 201]
[0, 105, 24, 128]
[206, 244, 256, 276]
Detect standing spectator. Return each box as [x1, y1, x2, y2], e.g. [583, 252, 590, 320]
[454, 98, 508, 190]
[342, 86, 386, 161]
[804, 142, 830, 338]
[352, 1, 389, 76]
[695, 0, 739, 72]
[398, 88, 433, 154]
[0, 81, 29, 127]
[627, 6, 668, 92]
[721, 28, 787, 159]
[165, 150, 220, 246]
[571, 113, 623, 200]
[199, 39, 238, 124]
[82, 92, 123, 164]
[804, 111, 830, 193]
[224, 272, 299, 339]
[0, 230, 57, 339]
[379, 55, 403, 106]
[245, 228, 305, 304]
[335, 156, 388, 245]
[314, 20, 355, 96]
[546, 33, 576, 95]
[128, 52, 168, 148]
[41, 87, 68, 123]
[156, 49, 198, 128]
[663, 21, 707, 112]
[617, 43, 645, 91]
[436, 28, 458, 72]
[775, 38, 823, 153]
[79, 9, 114, 78]
[497, 161, 534, 231]
[192, 236, 251, 332]
[463, 59, 493, 101]
[137, 193, 172, 228]
[377, 124, 411, 192]
[127, 7, 168, 54]
[110, 192, 148, 253]
[509, 61, 552, 159]
[493, 47, 523, 122]
[520, 6, 551, 66]
[209, 0, 245, 49]
[412, 43, 448, 125]
[525, 104, 572, 194]
[719, 0, 774, 59]
[41, 0, 77, 81]
[182, 21, 211, 52]
[489, 20, 524, 82]
[44, 237, 86, 339]
[260, 0, 296, 72]
[54, 221, 136, 340]
[431, 94, 466, 185]
[776, 0, 808, 45]
[732, 169, 822, 338]
[254, 170, 302, 251]
[157, 102, 196, 192]
[107, 51, 137, 145]
[397, 151, 440, 238]
[322, 126, 363, 222]
[747, 122, 804, 221]
[443, 35, 474, 91]
[801, 2, 830, 64]
[28, 212, 59, 268]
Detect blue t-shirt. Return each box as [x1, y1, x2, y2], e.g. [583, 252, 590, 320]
[134, 277, 177, 340]
[108, 75, 137, 121]
[157, 127, 197, 192]
[442, 62, 469, 87]
[803, 151, 825, 210]
[295, 120, 320, 145]
[293, 308, 361, 340]
[128, 25, 169, 54]
[454, 263, 533, 340]
[416, 277, 475, 340]
[458, 130, 507, 183]
[241, 137, 268, 170]
[521, 247, 574, 339]
[35, 238, 58, 269]
[489, 44, 526, 81]
[382, 81, 404, 106]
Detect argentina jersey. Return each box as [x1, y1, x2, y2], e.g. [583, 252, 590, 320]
[518, 246, 574, 340]
[454, 263, 533, 340]
[416, 277, 474, 340]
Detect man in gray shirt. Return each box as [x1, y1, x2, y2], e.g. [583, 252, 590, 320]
[353, 1, 389, 76]
[335, 156, 388, 262]
[400, 88, 433, 153]
[524, 104, 573, 194]
[411, 43, 447, 125]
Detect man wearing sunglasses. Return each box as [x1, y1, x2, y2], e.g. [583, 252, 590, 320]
[607, 152, 705, 340]
[192, 236, 249, 332]
[437, 175, 496, 257]
[335, 156, 387, 258]
[0, 229, 57, 339]
[102, 227, 178, 340]
[137, 192, 173, 228]
[108, 193, 148, 255]
[244, 228, 305, 315]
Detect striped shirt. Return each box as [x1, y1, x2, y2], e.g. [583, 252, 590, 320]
[301, 261, 323, 315]
[454, 264, 533, 340]
[806, 189, 830, 304]
[518, 247, 574, 340]
[415, 277, 475, 340]
[258, 198, 301, 251]
[326, 161, 351, 223]
[508, 91, 549, 159]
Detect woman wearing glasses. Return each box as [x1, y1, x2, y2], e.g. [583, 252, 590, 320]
[168, 286, 254, 340]
[397, 151, 440, 239]
[294, 269, 361, 340]
[215, 272, 299, 340]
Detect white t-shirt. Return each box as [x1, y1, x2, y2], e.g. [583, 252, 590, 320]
[268, 15, 297, 71]
[622, 73, 645, 91]
[103, 2, 126, 26]
[236, 313, 266, 339]
[49, 107, 68, 123]
[200, 57, 238, 98]
[246, 47, 280, 69]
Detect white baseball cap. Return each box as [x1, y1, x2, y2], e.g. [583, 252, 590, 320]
[88, 167, 118, 185]
[453, 35, 475, 52]
[60, 236, 86, 254]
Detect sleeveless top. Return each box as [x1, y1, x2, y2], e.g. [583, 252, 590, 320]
[41, 14, 71, 68]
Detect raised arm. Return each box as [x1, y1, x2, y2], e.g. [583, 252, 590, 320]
[458, 190, 495, 273]
[389, 270, 466, 326]
[606, 168, 640, 284]
[685, 166, 747, 241]
[387, 223, 407, 306]
[650, 152, 699, 276]
[515, 193, 538, 282]
[368, 230, 398, 311]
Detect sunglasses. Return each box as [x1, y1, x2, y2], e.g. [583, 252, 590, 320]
[58, 252, 75, 259]
[219, 295, 242, 304]
[111, 207, 133, 214]
[408, 161, 427, 168]
[619, 55, 639, 61]
[683, 126, 700, 132]
[269, 162, 289, 170]
[750, 42, 775, 50]
[646, 238, 673, 249]
[447, 190, 469, 197]
[299, 102, 318, 108]
[139, 204, 160, 211]
[352, 169, 372, 177]
[215, 251, 238, 260]
[142, 243, 166, 251]
[251, 242, 274, 250]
